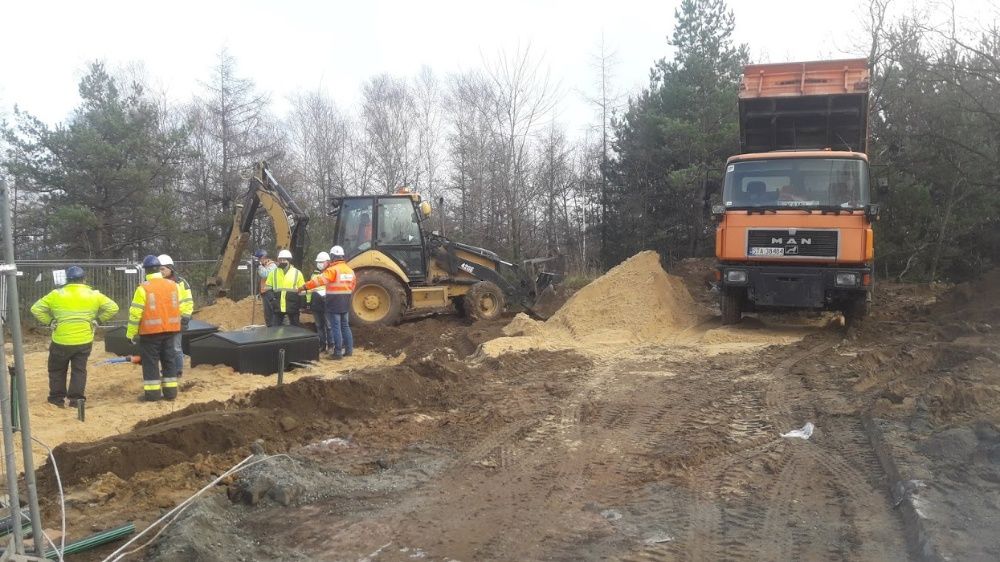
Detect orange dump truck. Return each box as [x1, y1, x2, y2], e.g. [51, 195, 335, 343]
[714, 59, 878, 324]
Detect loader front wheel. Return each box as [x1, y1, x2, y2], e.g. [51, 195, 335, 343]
[463, 281, 505, 321]
[352, 269, 406, 326]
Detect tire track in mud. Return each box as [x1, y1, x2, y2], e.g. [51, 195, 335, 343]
[656, 337, 908, 562]
[273, 336, 908, 561]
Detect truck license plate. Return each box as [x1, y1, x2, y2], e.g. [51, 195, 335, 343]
[750, 247, 784, 256]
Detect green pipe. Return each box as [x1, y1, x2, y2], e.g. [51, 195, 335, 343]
[44, 523, 135, 559]
[0, 523, 30, 539]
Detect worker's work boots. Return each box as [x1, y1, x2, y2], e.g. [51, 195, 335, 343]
[141, 381, 163, 402]
[162, 375, 179, 400]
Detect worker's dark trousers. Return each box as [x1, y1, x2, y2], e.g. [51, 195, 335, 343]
[262, 291, 276, 327]
[272, 311, 300, 327]
[311, 299, 329, 350]
[272, 292, 301, 327]
[47, 341, 92, 403]
[173, 332, 185, 378]
[327, 311, 353, 356]
[139, 333, 180, 401]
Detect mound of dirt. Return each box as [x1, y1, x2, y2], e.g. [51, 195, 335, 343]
[355, 316, 510, 359]
[195, 296, 264, 330]
[486, 251, 706, 355]
[932, 268, 1000, 325]
[45, 357, 464, 488]
[670, 257, 718, 308]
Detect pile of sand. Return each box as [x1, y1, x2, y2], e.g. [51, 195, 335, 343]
[195, 296, 264, 330]
[487, 251, 705, 356]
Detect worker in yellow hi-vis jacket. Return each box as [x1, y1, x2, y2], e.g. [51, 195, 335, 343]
[265, 249, 303, 327]
[30, 266, 119, 407]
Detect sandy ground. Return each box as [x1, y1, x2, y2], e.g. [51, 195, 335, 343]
[7, 293, 395, 464]
[17, 346, 395, 462]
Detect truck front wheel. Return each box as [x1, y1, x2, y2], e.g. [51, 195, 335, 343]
[843, 294, 871, 327]
[721, 288, 745, 325]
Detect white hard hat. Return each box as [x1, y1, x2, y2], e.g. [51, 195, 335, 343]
[157, 254, 174, 266]
[315, 251, 331, 262]
[330, 245, 345, 257]
[277, 249, 293, 260]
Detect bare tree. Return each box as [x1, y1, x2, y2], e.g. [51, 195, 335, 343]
[480, 45, 559, 259]
[200, 49, 282, 212]
[412, 66, 445, 206]
[361, 74, 415, 192]
[585, 33, 621, 268]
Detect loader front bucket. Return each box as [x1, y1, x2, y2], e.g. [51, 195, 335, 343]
[518, 259, 564, 320]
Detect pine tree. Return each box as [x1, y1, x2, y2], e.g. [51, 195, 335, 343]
[2, 62, 188, 257]
[607, 0, 747, 265]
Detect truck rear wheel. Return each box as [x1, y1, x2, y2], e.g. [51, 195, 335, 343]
[352, 269, 406, 326]
[463, 281, 505, 321]
[721, 288, 744, 325]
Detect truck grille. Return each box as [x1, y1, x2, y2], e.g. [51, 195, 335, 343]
[746, 229, 838, 258]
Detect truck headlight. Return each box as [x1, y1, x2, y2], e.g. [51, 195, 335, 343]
[835, 272, 860, 287]
[726, 269, 748, 284]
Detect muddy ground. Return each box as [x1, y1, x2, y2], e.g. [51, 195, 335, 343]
[18, 259, 1000, 561]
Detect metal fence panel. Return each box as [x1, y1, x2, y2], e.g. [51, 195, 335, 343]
[1, 260, 140, 326]
[1, 259, 258, 327]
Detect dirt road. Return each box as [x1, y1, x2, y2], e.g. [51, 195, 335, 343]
[142, 320, 913, 562]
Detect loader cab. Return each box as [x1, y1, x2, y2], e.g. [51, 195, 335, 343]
[331, 195, 428, 282]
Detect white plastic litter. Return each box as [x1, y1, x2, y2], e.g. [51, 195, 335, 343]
[780, 422, 815, 439]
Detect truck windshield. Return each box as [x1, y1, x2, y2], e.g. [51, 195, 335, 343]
[723, 158, 869, 209]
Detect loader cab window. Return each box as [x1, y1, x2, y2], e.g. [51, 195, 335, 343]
[376, 197, 425, 279]
[335, 198, 374, 259]
[376, 197, 421, 245]
[723, 158, 869, 209]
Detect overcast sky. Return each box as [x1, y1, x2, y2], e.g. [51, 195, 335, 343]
[0, 0, 994, 138]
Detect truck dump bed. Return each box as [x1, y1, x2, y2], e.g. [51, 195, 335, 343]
[739, 58, 869, 154]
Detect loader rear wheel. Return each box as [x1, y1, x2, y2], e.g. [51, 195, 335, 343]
[352, 269, 406, 326]
[721, 287, 744, 325]
[463, 281, 505, 321]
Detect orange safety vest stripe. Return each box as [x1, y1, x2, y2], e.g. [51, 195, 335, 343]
[326, 261, 356, 294]
[139, 278, 182, 335]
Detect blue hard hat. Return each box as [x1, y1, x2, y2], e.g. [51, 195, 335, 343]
[66, 266, 85, 280]
[253, 249, 267, 259]
[141, 255, 161, 268]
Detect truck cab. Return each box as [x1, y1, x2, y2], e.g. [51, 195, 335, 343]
[716, 59, 878, 323]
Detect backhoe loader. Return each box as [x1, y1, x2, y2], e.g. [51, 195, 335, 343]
[330, 191, 559, 326]
[206, 161, 308, 297]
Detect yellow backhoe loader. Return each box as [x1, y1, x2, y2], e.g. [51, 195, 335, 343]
[206, 161, 308, 297]
[330, 191, 559, 326]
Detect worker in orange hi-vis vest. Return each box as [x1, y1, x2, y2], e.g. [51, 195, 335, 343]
[299, 245, 356, 360]
[126, 255, 183, 402]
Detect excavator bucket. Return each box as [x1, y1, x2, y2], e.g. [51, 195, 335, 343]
[518, 257, 564, 320]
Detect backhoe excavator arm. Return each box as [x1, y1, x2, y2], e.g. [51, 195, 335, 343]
[205, 161, 309, 297]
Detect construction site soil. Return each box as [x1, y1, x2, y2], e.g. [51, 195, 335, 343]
[14, 255, 1000, 561]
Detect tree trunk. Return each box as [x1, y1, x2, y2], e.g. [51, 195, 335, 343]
[928, 178, 960, 283]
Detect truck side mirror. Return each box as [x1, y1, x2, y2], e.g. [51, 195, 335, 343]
[711, 204, 726, 219]
[865, 203, 881, 221]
